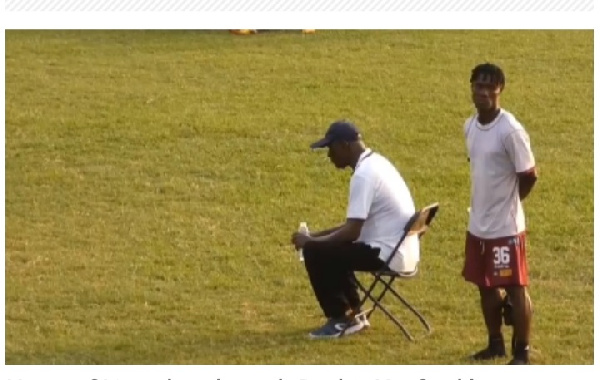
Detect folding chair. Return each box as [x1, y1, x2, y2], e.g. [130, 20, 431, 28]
[343, 202, 440, 341]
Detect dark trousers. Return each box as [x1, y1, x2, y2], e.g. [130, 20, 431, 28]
[303, 240, 386, 319]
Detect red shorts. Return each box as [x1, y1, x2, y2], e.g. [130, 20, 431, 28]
[462, 231, 529, 287]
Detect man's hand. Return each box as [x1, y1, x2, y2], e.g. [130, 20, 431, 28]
[518, 168, 537, 201]
[291, 231, 313, 251]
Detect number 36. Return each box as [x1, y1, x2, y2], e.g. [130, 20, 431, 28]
[493, 246, 510, 265]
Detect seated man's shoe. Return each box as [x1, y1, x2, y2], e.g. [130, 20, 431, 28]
[308, 317, 366, 339]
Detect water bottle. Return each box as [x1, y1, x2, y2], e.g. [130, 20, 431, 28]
[297, 222, 309, 261]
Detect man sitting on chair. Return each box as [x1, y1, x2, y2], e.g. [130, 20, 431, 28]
[291, 120, 419, 339]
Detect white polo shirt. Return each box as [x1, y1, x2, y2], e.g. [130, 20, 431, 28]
[347, 149, 420, 272]
[465, 109, 536, 239]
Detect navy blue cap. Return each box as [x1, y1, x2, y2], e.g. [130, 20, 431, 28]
[310, 121, 361, 149]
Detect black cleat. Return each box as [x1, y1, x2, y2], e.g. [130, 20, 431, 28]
[510, 342, 531, 365]
[471, 346, 507, 361]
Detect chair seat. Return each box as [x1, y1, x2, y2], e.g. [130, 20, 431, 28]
[372, 266, 419, 278]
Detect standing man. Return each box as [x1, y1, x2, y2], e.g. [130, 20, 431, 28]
[463, 63, 538, 365]
[291, 120, 420, 339]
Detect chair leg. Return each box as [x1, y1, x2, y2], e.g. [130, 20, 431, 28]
[360, 282, 415, 341]
[383, 283, 432, 335]
[352, 275, 379, 313]
[351, 274, 432, 340]
[366, 276, 397, 319]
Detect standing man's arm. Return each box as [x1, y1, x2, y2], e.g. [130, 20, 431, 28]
[505, 129, 537, 201]
[517, 169, 538, 201]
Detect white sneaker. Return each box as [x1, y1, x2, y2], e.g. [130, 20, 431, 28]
[357, 313, 370, 328]
[308, 317, 366, 339]
[352, 310, 370, 328]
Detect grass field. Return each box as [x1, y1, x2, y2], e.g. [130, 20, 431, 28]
[4, 30, 594, 365]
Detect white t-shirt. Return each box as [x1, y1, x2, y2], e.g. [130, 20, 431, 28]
[347, 149, 420, 272]
[465, 109, 536, 239]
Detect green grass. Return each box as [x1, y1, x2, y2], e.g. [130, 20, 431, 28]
[4, 30, 593, 365]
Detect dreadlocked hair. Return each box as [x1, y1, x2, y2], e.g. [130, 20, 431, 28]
[470, 63, 505, 90]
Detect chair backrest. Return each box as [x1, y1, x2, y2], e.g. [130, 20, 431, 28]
[405, 202, 439, 238]
[384, 202, 440, 270]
